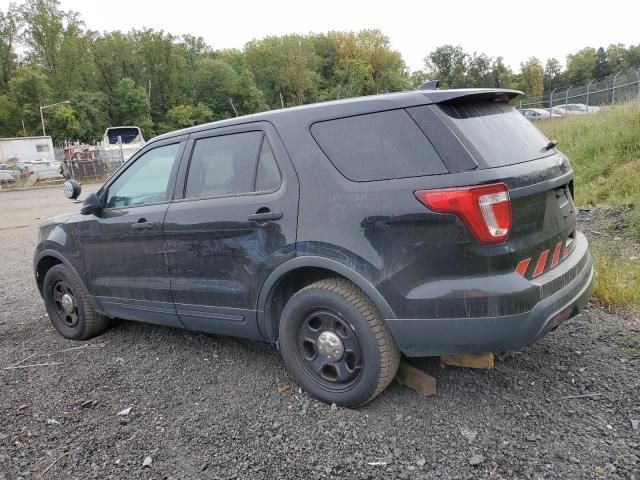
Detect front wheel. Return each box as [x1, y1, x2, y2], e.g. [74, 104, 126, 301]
[279, 279, 400, 407]
[43, 264, 109, 340]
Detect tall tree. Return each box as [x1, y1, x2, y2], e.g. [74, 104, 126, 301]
[544, 58, 563, 91]
[8, 66, 51, 134]
[19, 0, 92, 93]
[466, 52, 492, 87]
[160, 103, 213, 133]
[46, 103, 81, 142]
[490, 57, 515, 88]
[606, 43, 627, 72]
[519, 57, 544, 97]
[565, 47, 596, 85]
[593, 47, 612, 81]
[0, 4, 20, 90]
[424, 45, 467, 88]
[110, 78, 151, 136]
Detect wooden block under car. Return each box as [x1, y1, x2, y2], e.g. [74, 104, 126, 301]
[395, 361, 437, 397]
[440, 352, 494, 369]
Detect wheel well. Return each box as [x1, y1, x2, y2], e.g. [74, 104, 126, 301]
[263, 267, 348, 342]
[36, 256, 62, 294]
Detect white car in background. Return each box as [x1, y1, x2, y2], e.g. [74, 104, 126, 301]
[562, 103, 600, 114]
[548, 106, 570, 116]
[521, 108, 562, 120]
[25, 162, 63, 185]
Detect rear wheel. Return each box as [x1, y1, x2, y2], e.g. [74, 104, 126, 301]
[43, 264, 109, 340]
[279, 278, 399, 407]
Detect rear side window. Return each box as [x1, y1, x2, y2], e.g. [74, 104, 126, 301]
[185, 132, 281, 199]
[310, 110, 447, 181]
[254, 139, 281, 192]
[437, 101, 552, 168]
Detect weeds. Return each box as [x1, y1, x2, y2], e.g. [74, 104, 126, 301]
[538, 103, 640, 310]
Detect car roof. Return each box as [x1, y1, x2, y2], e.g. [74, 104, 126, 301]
[151, 88, 523, 143]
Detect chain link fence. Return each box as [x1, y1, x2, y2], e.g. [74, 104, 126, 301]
[518, 68, 640, 112]
[61, 143, 135, 181]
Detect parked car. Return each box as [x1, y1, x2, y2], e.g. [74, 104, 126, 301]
[561, 103, 600, 114]
[25, 162, 63, 185]
[0, 171, 16, 186]
[520, 108, 562, 120]
[35, 88, 593, 407]
[548, 106, 569, 116]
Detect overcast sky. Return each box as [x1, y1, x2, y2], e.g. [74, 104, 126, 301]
[4, 0, 639, 72]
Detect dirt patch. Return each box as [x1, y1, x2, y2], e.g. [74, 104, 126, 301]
[0, 191, 638, 479]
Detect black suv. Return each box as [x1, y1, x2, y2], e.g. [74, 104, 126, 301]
[35, 88, 593, 406]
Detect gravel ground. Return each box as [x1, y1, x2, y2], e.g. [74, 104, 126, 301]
[0, 189, 639, 480]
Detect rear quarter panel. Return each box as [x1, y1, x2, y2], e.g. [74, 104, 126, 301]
[275, 110, 575, 320]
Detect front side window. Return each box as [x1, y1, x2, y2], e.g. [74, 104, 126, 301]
[185, 131, 281, 199]
[105, 143, 180, 208]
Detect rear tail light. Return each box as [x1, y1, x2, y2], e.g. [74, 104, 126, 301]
[414, 183, 511, 244]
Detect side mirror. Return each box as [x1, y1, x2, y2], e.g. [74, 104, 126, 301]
[63, 179, 82, 200]
[80, 192, 103, 215]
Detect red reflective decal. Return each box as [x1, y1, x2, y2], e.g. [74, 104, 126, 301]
[515, 258, 531, 277]
[551, 242, 562, 268]
[533, 250, 550, 277]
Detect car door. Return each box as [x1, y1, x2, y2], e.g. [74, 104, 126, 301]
[82, 136, 187, 327]
[164, 123, 299, 339]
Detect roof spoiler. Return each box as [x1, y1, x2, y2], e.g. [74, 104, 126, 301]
[418, 80, 440, 90]
[420, 88, 524, 103]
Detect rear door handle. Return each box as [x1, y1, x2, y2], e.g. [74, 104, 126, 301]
[132, 220, 154, 230]
[247, 211, 283, 222]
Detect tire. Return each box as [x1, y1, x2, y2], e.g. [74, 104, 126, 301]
[279, 278, 400, 407]
[43, 264, 109, 340]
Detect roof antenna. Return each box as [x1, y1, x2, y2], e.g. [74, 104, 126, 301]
[418, 80, 440, 90]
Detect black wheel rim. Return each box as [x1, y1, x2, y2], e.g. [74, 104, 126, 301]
[296, 308, 363, 390]
[51, 280, 79, 328]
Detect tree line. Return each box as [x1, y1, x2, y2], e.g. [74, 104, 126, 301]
[1, 0, 639, 144]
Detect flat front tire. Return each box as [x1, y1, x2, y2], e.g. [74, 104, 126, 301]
[279, 278, 400, 407]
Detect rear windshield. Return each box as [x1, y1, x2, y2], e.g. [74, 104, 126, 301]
[438, 101, 553, 168]
[107, 128, 141, 145]
[311, 109, 447, 181]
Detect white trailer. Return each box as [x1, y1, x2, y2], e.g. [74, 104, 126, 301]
[0, 136, 56, 165]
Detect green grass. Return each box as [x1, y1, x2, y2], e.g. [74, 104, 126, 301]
[592, 255, 640, 310]
[537, 102, 640, 311]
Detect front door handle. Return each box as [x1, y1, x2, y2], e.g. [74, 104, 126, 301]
[132, 219, 154, 230]
[247, 210, 283, 222]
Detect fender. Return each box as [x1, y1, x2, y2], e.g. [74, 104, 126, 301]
[34, 249, 105, 315]
[256, 255, 396, 342]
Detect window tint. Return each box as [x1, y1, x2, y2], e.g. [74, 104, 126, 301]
[106, 143, 180, 208]
[310, 110, 447, 181]
[255, 138, 281, 192]
[436, 101, 553, 168]
[185, 132, 262, 199]
[185, 131, 282, 199]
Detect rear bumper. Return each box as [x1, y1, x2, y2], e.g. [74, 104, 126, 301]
[386, 234, 594, 357]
